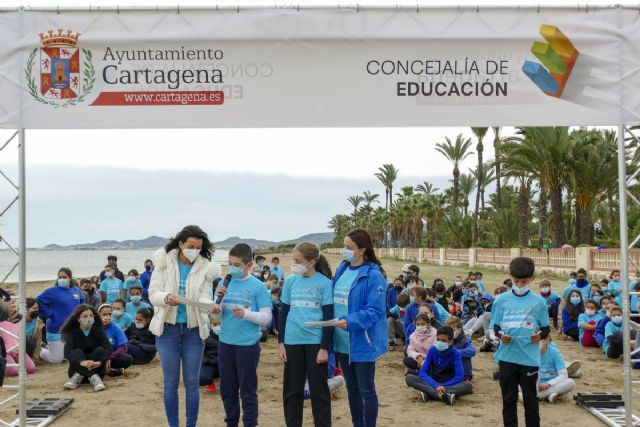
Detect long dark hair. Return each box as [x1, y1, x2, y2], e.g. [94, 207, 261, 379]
[347, 228, 385, 275]
[294, 241, 332, 279]
[57, 267, 79, 288]
[565, 290, 584, 321]
[165, 225, 214, 261]
[60, 304, 102, 335]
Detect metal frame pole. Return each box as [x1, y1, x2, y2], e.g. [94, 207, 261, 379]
[617, 124, 632, 427]
[17, 129, 26, 427]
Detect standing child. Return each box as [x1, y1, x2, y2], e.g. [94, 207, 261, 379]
[404, 314, 437, 371]
[271, 287, 282, 336]
[125, 283, 151, 317]
[578, 300, 603, 348]
[491, 257, 550, 427]
[270, 257, 286, 283]
[561, 291, 584, 341]
[278, 242, 333, 427]
[405, 326, 473, 405]
[537, 336, 576, 403]
[539, 280, 561, 330]
[98, 304, 134, 376]
[200, 319, 221, 394]
[124, 307, 156, 364]
[213, 244, 272, 427]
[111, 299, 134, 330]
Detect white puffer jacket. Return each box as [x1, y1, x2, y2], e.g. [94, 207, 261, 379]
[149, 248, 221, 340]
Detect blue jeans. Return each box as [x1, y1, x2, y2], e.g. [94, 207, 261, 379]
[156, 324, 205, 427]
[336, 352, 378, 427]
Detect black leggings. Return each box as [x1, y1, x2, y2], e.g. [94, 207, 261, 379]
[110, 354, 134, 370]
[607, 331, 624, 359]
[67, 347, 109, 379]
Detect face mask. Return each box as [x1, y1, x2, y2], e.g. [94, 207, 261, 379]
[134, 321, 146, 329]
[212, 325, 222, 335]
[112, 309, 123, 318]
[568, 278, 576, 285]
[394, 285, 403, 291]
[57, 278, 70, 289]
[144, 265, 152, 272]
[593, 296, 602, 304]
[291, 263, 308, 276]
[86, 287, 95, 295]
[570, 296, 581, 305]
[540, 287, 550, 294]
[29, 310, 39, 319]
[606, 310, 611, 317]
[577, 279, 588, 285]
[415, 325, 428, 334]
[105, 271, 113, 278]
[585, 309, 596, 316]
[612, 315, 623, 325]
[434, 341, 449, 352]
[182, 248, 200, 263]
[131, 295, 142, 304]
[470, 280, 477, 284]
[468, 291, 477, 298]
[454, 281, 462, 286]
[342, 249, 356, 263]
[513, 285, 530, 296]
[228, 265, 245, 279]
[80, 317, 94, 328]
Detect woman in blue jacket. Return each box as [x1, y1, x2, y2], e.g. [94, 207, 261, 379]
[334, 228, 387, 427]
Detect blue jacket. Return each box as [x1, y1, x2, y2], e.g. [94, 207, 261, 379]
[418, 345, 464, 387]
[594, 316, 611, 347]
[453, 332, 476, 380]
[139, 270, 152, 298]
[334, 261, 388, 362]
[36, 284, 84, 334]
[386, 287, 403, 313]
[561, 305, 581, 334]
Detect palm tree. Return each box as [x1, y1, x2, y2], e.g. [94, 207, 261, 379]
[435, 134, 474, 211]
[492, 127, 502, 209]
[415, 181, 439, 197]
[328, 214, 351, 246]
[374, 164, 399, 211]
[361, 190, 380, 211]
[458, 173, 476, 216]
[471, 127, 488, 243]
[470, 163, 495, 245]
[347, 195, 364, 217]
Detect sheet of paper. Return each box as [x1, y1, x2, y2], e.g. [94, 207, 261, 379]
[303, 319, 340, 328]
[175, 295, 215, 312]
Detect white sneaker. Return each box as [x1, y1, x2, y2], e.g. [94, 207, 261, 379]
[518, 392, 524, 403]
[566, 360, 581, 377]
[420, 392, 428, 402]
[63, 373, 83, 390]
[548, 393, 559, 404]
[89, 374, 106, 392]
[571, 369, 582, 378]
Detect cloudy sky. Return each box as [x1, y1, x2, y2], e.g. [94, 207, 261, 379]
[0, 0, 628, 247]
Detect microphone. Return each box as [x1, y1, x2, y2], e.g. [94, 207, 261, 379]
[216, 274, 232, 305]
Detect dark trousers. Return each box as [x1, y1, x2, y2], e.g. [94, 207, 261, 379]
[548, 303, 559, 328]
[564, 328, 579, 340]
[283, 344, 331, 427]
[110, 354, 134, 370]
[126, 343, 155, 365]
[607, 331, 624, 359]
[403, 356, 419, 370]
[405, 373, 473, 399]
[26, 337, 35, 358]
[499, 361, 539, 427]
[67, 346, 109, 379]
[219, 342, 261, 427]
[199, 364, 220, 386]
[336, 352, 378, 427]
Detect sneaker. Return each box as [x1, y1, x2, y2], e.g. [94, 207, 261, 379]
[518, 392, 523, 403]
[479, 338, 493, 352]
[204, 383, 217, 394]
[107, 368, 124, 377]
[420, 392, 428, 403]
[63, 373, 83, 390]
[566, 360, 581, 377]
[442, 393, 455, 406]
[547, 393, 559, 404]
[571, 369, 582, 378]
[89, 374, 106, 392]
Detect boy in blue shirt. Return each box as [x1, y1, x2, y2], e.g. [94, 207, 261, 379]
[491, 257, 550, 427]
[405, 326, 473, 405]
[99, 264, 124, 304]
[539, 279, 561, 330]
[213, 244, 272, 427]
[126, 284, 151, 317]
[270, 256, 286, 283]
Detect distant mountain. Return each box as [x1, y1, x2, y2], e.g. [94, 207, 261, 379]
[41, 232, 334, 250]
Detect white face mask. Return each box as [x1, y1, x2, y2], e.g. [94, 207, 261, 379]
[585, 309, 596, 316]
[513, 285, 530, 296]
[291, 263, 308, 276]
[415, 325, 428, 334]
[134, 321, 146, 329]
[112, 309, 123, 318]
[540, 287, 550, 294]
[182, 248, 200, 263]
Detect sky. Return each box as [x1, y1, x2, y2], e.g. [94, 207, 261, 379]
[0, 0, 630, 247]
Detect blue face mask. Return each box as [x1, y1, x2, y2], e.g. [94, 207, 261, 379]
[570, 296, 581, 305]
[212, 325, 222, 335]
[342, 249, 356, 263]
[131, 295, 142, 304]
[593, 295, 602, 304]
[57, 278, 70, 289]
[228, 265, 245, 279]
[568, 278, 577, 285]
[434, 341, 449, 352]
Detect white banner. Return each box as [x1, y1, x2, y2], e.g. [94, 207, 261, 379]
[0, 7, 639, 128]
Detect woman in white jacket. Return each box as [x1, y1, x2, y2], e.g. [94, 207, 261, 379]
[149, 225, 220, 427]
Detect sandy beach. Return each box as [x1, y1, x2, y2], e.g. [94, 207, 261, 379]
[0, 253, 632, 426]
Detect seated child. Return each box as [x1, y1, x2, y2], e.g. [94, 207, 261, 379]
[200, 319, 220, 393]
[461, 285, 485, 336]
[403, 287, 428, 339]
[480, 286, 509, 353]
[124, 307, 156, 364]
[25, 298, 43, 360]
[537, 335, 576, 403]
[539, 280, 561, 330]
[125, 284, 151, 318]
[0, 301, 36, 376]
[434, 282, 450, 313]
[405, 303, 442, 352]
[388, 293, 410, 350]
[80, 278, 102, 309]
[304, 352, 345, 399]
[62, 304, 111, 392]
[604, 306, 624, 359]
[594, 301, 615, 347]
[405, 326, 473, 405]
[425, 288, 451, 323]
[561, 290, 584, 340]
[111, 299, 134, 330]
[404, 314, 437, 371]
[446, 316, 476, 381]
[578, 300, 603, 348]
[123, 269, 141, 303]
[98, 304, 133, 376]
[598, 295, 612, 317]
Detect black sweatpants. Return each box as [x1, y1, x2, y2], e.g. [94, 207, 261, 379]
[283, 344, 331, 427]
[110, 354, 134, 370]
[499, 360, 539, 427]
[67, 347, 109, 379]
[607, 331, 624, 359]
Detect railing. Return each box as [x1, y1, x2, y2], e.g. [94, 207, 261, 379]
[592, 248, 640, 272]
[445, 248, 469, 262]
[476, 248, 511, 265]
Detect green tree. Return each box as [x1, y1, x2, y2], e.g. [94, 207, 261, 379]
[435, 134, 474, 211]
[375, 164, 399, 211]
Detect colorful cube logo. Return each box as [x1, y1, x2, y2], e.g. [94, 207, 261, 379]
[522, 25, 579, 98]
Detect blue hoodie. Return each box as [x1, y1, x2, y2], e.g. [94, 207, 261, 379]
[418, 345, 464, 387]
[37, 284, 84, 335]
[594, 316, 611, 347]
[386, 286, 403, 312]
[333, 261, 388, 363]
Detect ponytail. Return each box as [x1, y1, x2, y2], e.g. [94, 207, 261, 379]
[315, 255, 333, 280]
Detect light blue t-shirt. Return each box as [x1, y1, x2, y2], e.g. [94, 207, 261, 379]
[603, 321, 623, 353]
[564, 282, 590, 303]
[541, 291, 561, 306]
[491, 290, 550, 367]
[99, 278, 124, 304]
[220, 275, 272, 346]
[126, 301, 151, 318]
[112, 311, 134, 330]
[476, 281, 485, 293]
[631, 294, 640, 314]
[271, 266, 285, 282]
[176, 262, 193, 324]
[281, 272, 333, 345]
[539, 342, 565, 383]
[608, 281, 623, 299]
[333, 267, 359, 355]
[25, 318, 36, 339]
[578, 312, 603, 341]
[433, 301, 451, 322]
[122, 278, 142, 302]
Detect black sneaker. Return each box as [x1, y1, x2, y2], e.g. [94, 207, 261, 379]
[442, 393, 455, 406]
[493, 371, 500, 381]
